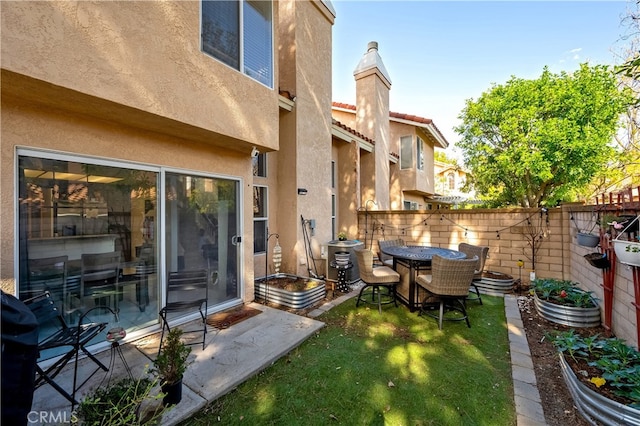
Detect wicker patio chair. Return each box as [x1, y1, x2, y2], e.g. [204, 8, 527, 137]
[415, 255, 478, 329]
[377, 238, 404, 267]
[354, 248, 400, 313]
[457, 243, 489, 304]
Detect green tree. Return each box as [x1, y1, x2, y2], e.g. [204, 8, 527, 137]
[456, 64, 633, 207]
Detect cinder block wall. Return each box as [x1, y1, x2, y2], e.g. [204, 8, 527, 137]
[357, 204, 638, 348]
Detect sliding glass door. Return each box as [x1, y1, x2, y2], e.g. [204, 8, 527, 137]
[17, 150, 241, 357]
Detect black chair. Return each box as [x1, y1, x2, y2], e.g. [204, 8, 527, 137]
[24, 291, 114, 407]
[25, 256, 68, 314]
[158, 270, 209, 355]
[80, 251, 120, 311]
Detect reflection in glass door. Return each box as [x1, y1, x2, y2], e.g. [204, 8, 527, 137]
[164, 173, 239, 314]
[18, 153, 160, 359]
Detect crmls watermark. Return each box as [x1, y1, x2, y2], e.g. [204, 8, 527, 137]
[27, 410, 78, 424]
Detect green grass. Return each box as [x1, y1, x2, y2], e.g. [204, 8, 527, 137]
[182, 296, 516, 426]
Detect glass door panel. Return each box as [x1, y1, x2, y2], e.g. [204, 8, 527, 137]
[164, 173, 239, 316]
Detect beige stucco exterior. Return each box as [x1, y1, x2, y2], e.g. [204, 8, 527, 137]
[1, 1, 336, 304]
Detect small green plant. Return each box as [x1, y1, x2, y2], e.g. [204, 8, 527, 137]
[531, 278, 598, 308]
[76, 372, 167, 425]
[153, 328, 191, 385]
[548, 331, 640, 408]
[337, 231, 347, 241]
[625, 243, 640, 253]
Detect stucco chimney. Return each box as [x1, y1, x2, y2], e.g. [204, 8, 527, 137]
[353, 41, 391, 210]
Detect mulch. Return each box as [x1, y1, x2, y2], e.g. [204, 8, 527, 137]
[206, 305, 262, 329]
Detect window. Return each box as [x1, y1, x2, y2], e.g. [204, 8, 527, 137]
[252, 153, 266, 177]
[403, 201, 418, 210]
[202, 0, 273, 88]
[253, 185, 267, 253]
[17, 150, 241, 359]
[447, 172, 455, 190]
[400, 136, 412, 169]
[331, 160, 336, 189]
[417, 136, 424, 170]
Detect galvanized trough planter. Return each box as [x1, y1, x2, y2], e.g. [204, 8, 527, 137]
[254, 274, 326, 310]
[534, 292, 601, 328]
[474, 271, 515, 295]
[559, 353, 640, 426]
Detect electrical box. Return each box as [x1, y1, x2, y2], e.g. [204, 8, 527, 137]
[326, 240, 364, 284]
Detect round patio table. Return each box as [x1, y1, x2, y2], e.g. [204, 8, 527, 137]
[380, 246, 466, 311]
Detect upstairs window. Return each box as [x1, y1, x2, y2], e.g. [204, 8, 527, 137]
[252, 153, 267, 177]
[202, 0, 273, 88]
[400, 136, 412, 169]
[417, 136, 424, 170]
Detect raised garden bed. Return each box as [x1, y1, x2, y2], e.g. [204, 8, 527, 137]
[254, 274, 326, 310]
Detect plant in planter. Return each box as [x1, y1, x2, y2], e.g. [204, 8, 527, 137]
[547, 330, 640, 423]
[77, 373, 167, 425]
[153, 328, 192, 406]
[531, 278, 601, 327]
[337, 232, 348, 241]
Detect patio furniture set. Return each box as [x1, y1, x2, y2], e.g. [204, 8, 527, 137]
[353, 240, 490, 330]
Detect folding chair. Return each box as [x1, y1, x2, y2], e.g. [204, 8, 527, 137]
[158, 269, 208, 356]
[24, 291, 114, 407]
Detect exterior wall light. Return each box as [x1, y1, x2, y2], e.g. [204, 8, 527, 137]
[298, 188, 308, 195]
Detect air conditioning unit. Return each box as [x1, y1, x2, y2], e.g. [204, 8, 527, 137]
[326, 240, 364, 284]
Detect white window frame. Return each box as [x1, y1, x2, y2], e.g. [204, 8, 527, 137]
[253, 184, 268, 254]
[417, 136, 424, 171]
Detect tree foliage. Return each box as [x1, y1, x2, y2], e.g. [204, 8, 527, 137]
[456, 64, 633, 207]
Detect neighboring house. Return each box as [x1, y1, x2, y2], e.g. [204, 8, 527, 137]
[432, 160, 477, 207]
[331, 42, 449, 214]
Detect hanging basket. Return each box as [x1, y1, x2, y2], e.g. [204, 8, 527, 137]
[583, 253, 610, 269]
[613, 240, 640, 267]
[576, 232, 600, 248]
[612, 216, 640, 267]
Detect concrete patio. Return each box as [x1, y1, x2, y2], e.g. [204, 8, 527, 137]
[30, 302, 326, 425]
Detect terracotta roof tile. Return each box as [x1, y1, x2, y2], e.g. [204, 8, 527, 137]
[332, 102, 447, 145]
[332, 118, 375, 144]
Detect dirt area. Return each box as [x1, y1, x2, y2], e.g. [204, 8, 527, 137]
[517, 293, 610, 426]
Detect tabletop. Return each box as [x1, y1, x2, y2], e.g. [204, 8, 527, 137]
[380, 245, 466, 262]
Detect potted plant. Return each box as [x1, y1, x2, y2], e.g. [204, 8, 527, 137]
[337, 232, 348, 241]
[77, 373, 167, 425]
[153, 328, 191, 406]
[530, 278, 601, 327]
[613, 238, 640, 267]
[548, 330, 640, 424]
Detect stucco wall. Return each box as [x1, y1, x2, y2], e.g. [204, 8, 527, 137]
[1, 96, 255, 301]
[1, 1, 279, 153]
[358, 206, 638, 349]
[274, 0, 334, 277]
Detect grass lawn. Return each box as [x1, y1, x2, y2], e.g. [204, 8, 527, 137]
[182, 295, 516, 425]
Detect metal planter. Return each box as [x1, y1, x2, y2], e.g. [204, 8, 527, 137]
[474, 271, 515, 295]
[254, 274, 326, 309]
[559, 353, 640, 426]
[534, 293, 601, 328]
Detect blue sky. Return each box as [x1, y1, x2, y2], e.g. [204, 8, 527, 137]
[331, 1, 633, 157]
